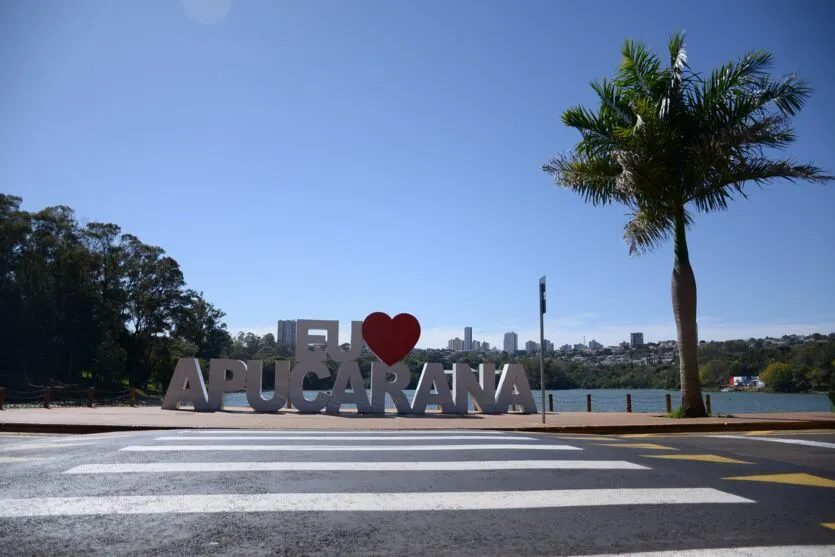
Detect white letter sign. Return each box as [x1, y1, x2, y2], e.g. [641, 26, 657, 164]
[162, 315, 539, 416]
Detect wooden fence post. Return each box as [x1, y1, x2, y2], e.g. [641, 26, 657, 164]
[88, 388, 95, 408]
[548, 393, 554, 412]
[130, 388, 136, 407]
[626, 393, 632, 413]
[586, 394, 592, 412]
[44, 387, 51, 409]
[0, 387, 5, 410]
[705, 394, 711, 415]
[665, 394, 672, 414]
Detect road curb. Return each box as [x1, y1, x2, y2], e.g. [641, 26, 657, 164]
[0, 423, 177, 434]
[0, 419, 833, 435]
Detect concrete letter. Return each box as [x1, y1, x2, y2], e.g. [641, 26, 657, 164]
[451, 363, 496, 414]
[370, 362, 412, 413]
[246, 360, 290, 412]
[162, 358, 211, 411]
[328, 320, 363, 362]
[411, 363, 455, 414]
[289, 360, 331, 413]
[295, 319, 338, 362]
[326, 361, 371, 413]
[207, 359, 247, 410]
[495, 363, 538, 414]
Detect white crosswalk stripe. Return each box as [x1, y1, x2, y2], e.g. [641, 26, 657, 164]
[120, 443, 582, 452]
[153, 434, 534, 441]
[178, 429, 510, 435]
[64, 459, 650, 473]
[0, 488, 753, 517]
[709, 434, 835, 449]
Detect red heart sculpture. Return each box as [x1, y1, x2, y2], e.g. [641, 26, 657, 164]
[362, 312, 421, 366]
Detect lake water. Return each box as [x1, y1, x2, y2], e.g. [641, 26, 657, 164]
[225, 389, 833, 414]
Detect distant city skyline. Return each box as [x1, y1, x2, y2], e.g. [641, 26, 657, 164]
[244, 317, 835, 351]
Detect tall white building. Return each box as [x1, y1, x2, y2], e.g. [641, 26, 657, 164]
[503, 331, 518, 353]
[463, 326, 473, 351]
[589, 339, 603, 350]
[525, 340, 539, 354]
[276, 320, 297, 352]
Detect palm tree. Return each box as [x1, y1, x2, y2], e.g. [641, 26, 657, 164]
[543, 31, 831, 416]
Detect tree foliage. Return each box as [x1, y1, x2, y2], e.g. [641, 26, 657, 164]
[760, 362, 795, 392]
[0, 195, 232, 391]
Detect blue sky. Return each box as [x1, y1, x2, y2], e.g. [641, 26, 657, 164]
[3, 0, 834, 348]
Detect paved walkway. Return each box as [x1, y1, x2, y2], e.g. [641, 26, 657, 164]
[1, 407, 834, 434]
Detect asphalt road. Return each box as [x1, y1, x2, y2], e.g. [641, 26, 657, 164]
[0, 428, 833, 556]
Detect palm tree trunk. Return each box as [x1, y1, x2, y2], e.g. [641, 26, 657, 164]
[671, 208, 707, 417]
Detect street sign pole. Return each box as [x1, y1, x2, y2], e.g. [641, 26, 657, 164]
[539, 276, 546, 424]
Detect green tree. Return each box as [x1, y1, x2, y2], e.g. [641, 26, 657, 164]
[175, 290, 233, 360]
[0, 195, 233, 393]
[121, 235, 186, 389]
[542, 32, 831, 416]
[760, 361, 794, 392]
[699, 359, 728, 388]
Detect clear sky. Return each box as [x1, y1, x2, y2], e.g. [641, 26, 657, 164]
[3, 0, 834, 349]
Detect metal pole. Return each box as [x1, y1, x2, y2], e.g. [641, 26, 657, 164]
[539, 276, 546, 424]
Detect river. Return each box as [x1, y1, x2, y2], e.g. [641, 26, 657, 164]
[224, 388, 833, 414]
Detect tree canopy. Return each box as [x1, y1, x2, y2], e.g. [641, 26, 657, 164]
[0, 194, 232, 391]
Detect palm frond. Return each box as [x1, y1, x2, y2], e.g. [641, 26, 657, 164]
[668, 30, 688, 76]
[687, 158, 833, 212]
[724, 113, 796, 152]
[617, 39, 662, 97]
[561, 105, 617, 158]
[542, 153, 629, 207]
[589, 78, 632, 124]
[753, 74, 812, 116]
[699, 50, 775, 113]
[543, 31, 832, 252]
[623, 207, 679, 256]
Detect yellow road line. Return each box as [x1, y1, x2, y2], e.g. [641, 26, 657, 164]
[593, 443, 679, 450]
[724, 473, 835, 488]
[620, 430, 835, 439]
[641, 454, 753, 464]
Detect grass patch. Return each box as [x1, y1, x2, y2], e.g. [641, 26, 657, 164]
[667, 407, 715, 418]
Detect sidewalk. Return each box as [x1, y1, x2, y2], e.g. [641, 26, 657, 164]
[1, 406, 834, 434]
